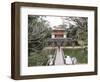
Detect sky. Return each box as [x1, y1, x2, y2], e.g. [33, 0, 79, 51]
[44, 16, 63, 27]
[44, 16, 76, 28]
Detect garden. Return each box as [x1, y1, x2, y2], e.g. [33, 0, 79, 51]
[63, 48, 88, 64]
[28, 15, 88, 66]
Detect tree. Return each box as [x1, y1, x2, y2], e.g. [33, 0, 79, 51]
[63, 17, 88, 46]
[28, 15, 50, 55]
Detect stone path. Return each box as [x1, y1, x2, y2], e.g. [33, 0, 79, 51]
[54, 47, 65, 65]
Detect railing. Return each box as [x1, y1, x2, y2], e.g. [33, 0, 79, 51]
[61, 48, 66, 64]
[53, 49, 57, 65]
[46, 48, 57, 66]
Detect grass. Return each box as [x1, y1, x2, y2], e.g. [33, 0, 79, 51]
[63, 48, 88, 64]
[28, 49, 55, 66]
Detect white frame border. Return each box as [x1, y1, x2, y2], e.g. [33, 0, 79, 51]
[20, 7, 95, 75]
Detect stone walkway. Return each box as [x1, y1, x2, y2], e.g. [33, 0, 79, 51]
[54, 47, 65, 65]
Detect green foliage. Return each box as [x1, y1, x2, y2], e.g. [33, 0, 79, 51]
[28, 52, 48, 66]
[67, 24, 77, 40]
[28, 49, 55, 66]
[63, 49, 88, 64]
[64, 17, 88, 46]
[28, 15, 53, 66]
[28, 15, 51, 54]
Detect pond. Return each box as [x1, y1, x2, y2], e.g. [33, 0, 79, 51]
[63, 48, 88, 64]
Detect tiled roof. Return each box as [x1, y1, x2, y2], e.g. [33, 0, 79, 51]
[52, 26, 65, 30]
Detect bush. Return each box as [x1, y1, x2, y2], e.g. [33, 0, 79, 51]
[63, 48, 88, 64]
[28, 49, 55, 66]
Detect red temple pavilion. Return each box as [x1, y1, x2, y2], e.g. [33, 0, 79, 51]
[51, 26, 66, 39]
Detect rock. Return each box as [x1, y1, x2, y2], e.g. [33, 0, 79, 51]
[71, 57, 77, 64]
[65, 56, 72, 65]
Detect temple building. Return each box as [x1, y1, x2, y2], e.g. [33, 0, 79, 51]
[47, 26, 77, 47]
[51, 26, 67, 39]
